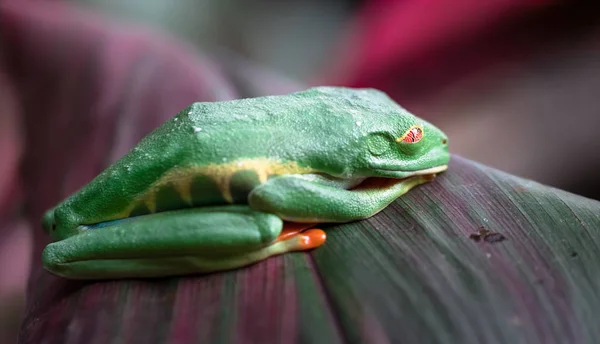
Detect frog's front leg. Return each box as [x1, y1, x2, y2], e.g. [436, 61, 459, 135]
[42, 206, 323, 279]
[249, 174, 432, 223]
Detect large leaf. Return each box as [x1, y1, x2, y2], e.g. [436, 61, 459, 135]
[3, 2, 599, 344]
[16, 156, 600, 344]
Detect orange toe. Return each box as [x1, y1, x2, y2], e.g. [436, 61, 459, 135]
[275, 224, 326, 252]
[297, 229, 327, 250]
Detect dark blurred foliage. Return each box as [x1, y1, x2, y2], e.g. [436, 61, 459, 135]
[329, 1, 599, 100]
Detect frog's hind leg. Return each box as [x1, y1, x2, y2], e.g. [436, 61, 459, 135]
[42, 205, 323, 279]
[42, 206, 323, 280]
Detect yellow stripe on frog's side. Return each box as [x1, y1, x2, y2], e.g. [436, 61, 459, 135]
[172, 180, 193, 205]
[144, 192, 157, 214]
[192, 158, 314, 202]
[123, 158, 314, 218]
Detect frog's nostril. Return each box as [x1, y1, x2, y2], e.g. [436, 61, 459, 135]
[442, 139, 448, 145]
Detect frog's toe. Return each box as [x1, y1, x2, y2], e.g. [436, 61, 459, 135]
[273, 222, 326, 251]
[276, 228, 326, 252]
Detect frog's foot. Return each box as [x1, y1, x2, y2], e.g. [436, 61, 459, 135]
[275, 222, 326, 252]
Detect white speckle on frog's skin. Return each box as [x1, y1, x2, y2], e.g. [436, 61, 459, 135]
[174, 118, 178, 121]
[222, 157, 228, 162]
[356, 121, 362, 126]
[193, 127, 202, 133]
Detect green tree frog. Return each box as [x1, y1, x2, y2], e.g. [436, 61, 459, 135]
[42, 87, 450, 279]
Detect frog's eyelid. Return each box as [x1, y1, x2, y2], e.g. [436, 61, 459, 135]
[395, 125, 424, 143]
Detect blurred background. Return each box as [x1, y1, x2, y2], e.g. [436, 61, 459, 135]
[2, 0, 599, 342]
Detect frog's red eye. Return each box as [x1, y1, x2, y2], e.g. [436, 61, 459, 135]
[397, 126, 423, 143]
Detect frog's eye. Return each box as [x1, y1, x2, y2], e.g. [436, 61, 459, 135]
[396, 126, 423, 144]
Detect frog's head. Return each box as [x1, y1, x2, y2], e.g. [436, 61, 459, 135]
[357, 116, 449, 179]
[305, 87, 449, 179]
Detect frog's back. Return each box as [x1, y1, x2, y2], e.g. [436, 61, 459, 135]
[54, 87, 400, 227]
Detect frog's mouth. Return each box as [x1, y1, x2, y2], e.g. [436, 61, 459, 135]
[370, 164, 449, 179]
[351, 164, 447, 193]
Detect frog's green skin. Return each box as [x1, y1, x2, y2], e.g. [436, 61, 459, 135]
[42, 86, 450, 279]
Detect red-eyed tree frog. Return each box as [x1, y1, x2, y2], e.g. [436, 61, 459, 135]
[41, 87, 450, 279]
